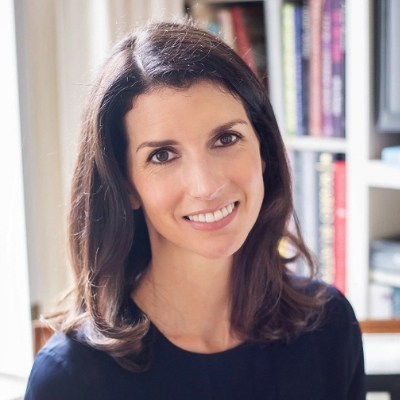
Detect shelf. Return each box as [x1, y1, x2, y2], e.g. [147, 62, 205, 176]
[0, 373, 27, 400]
[363, 332, 400, 375]
[360, 319, 400, 334]
[366, 160, 400, 190]
[283, 136, 347, 153]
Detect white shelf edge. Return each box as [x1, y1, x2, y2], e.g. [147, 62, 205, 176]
[366, 160, 400, 190]
[283, 136, 347, 153]
[363, 333, 400, 374]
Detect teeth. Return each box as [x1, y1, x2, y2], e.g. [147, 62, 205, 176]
[187, 203, 236, 223]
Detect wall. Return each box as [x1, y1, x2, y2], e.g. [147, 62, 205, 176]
[16, 0, 184, 315]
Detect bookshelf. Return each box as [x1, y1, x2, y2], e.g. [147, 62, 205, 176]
[184, 0, 400, 324]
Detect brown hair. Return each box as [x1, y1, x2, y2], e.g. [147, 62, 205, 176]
[60, 20, 327, 371]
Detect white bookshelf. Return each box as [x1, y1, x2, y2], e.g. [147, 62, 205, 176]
[186, 0, 400, 325]
[284, 136, 347, 153]
[366, 161, 400, 189]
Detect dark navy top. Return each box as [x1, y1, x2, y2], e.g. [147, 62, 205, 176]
[25, 286, 365, 399]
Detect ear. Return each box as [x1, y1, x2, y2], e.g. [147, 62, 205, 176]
[125, 181, 141, 210]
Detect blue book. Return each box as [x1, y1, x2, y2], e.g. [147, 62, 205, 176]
[382, 145, 400, 167]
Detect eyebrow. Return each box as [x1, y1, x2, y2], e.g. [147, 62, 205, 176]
[136, 118, 248, 153]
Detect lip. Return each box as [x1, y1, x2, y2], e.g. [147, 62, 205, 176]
[183, 202, 239, 231]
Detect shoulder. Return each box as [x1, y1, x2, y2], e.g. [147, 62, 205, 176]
[319, 284, 361, 338]
[298, 281, 362, 345]
[25, 332, 125, 400]
[302, 283, 366, 397]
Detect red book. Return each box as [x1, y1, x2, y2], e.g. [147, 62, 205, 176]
[230, 6, 257, 74]
[308, 0, 323, 137]
[333, 159, 346, 294]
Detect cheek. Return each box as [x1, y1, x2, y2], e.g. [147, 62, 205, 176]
[134, 173, 180, 218]
[235, 156, 265, 194]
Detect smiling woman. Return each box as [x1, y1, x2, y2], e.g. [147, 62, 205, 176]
[125, 83, 264, 262]
[25, 20, 365, 400]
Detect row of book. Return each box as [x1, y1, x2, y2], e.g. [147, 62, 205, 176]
[282, 0, 345, 137]
[290, 151, 346, 294]
[369, 237, 400, 319]
[188, 2, 267, 83]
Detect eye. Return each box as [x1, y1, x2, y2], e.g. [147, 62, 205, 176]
[149, 149, 177, 164]
[214, 133, 241, 147]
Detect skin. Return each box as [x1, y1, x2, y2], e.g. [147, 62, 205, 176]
[125, 81, 265, 353]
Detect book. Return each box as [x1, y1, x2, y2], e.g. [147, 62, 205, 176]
[375, 0, 400, 132]
[370, 236, 400, 273]
[293, 151, 319, 277]
[282, 2, 297, 136]
[188, 3, 218, 32]
[370, 269, 400, 288]
[394, 287, 400, 316]
[291, 151, 311, 276]
[381, 145, 400, 167]
[331, 0, 345, 137]
[333, 158, 346, 293]
[322, 0, 333, 137]
[316, 152, 335, 283]
[230, 6, 257, 74]
[264, 0, 285, 131]
[308, 0, 324, 137]
[301, 1, 310, 137]
[295, 4, 305, 136]
[240, 4, 267, 81]
[368, 282, 400, 319]
[217, 8, 236, 51]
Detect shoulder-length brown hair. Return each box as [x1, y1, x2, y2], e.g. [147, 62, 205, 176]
[60, 20, 327, 371]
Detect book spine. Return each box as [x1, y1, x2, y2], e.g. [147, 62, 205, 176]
[316, 152, 335, 283]
[331, 0, 345, 137]
[240, 4, 268, 81]
[230, 6, 257, 74]
[300, 151, 319, 257]
[368, 283, 394, 319]
[190, 3, 218, 34]
[394, 287, 400, 317]
[265, 0, 285, 131]
[282, 2, 298, 136]
[295, 5, 305, 136]
[217, 8, 236, 51]
[308, 0, 324, 137]
[301, 1, 310, 136]
[293, 151, 307, 275]
[322, 0, 334, 137]
[333, 158, 346, 293]
[370, 238, 400, 273]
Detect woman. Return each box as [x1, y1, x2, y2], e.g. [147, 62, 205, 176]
[25, 21, 365, 399]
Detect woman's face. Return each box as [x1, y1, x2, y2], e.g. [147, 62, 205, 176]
[125, 81, 265, 260]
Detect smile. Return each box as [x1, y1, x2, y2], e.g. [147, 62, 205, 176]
[186, 202, 236, 223]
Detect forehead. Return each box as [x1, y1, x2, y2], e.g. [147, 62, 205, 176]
[124, 82, 248, 143]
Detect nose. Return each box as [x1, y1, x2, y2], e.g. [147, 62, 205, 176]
[182, 154, 224, 200]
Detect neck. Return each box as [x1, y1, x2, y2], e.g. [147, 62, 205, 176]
[132, 251, 241, 353]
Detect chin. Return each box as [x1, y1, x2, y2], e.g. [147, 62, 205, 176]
[194, 241, 243, 260]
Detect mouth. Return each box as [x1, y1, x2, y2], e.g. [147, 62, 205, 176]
[184, 202, 237, 223]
